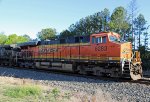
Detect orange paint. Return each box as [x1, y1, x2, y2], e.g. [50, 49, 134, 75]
[20, 32, 132, 61]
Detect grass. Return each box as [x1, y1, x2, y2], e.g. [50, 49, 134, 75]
[0, 76, 73, 102]
[3, 86, 71, 102]
[0, 76, 124, 102]
[4, 85, 41, 98]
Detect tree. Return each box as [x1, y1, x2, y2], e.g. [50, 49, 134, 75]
[143, 32, 148, 51]
[109, 6, 130, 39]
[5, 34, 29, 44]
[5, 34, 18, 44]
[37, 28, 57, 40]
[128, 0, 138, 49]
[17, 36, 30, 43]
[101, 8, 110, 31]
[65, 8, 110, 37]
[0, 33, 7, 45]
[59, 30, 73, 38]
[134, 14, 146, 48]
[23, 34, 32, 41]
[143, 25, 150, 51]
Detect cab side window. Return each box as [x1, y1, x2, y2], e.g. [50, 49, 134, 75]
[92, 36, 107, 44]
[97, 36, 107, 44]
[102, 36, 106, 43]
[96, 37, 102, 43]
[92, 36, 95, 44]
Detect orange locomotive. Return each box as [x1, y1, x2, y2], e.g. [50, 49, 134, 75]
[18, 32, 142, 80]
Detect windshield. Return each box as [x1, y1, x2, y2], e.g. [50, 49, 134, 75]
[109, 35, 120, 42]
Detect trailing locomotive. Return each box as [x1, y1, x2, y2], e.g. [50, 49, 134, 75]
[0, 32, 142, 80]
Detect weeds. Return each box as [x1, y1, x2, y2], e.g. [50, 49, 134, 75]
[63, 92, 71, 100]
[4, 85, 41, 98]
[51, 88, 60, 99]
[0, 76, 122, 102]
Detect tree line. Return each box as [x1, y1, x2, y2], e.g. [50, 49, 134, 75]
[38, 0, 149, 51]
[59, 7, 148, 51]
[0, 0, 149, 70]
[0, 0, 149, 52]
[0, 33, 31, 45]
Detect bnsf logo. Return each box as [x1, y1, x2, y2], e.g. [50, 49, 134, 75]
[95, 46, 107, 51]
[39, 48, 60, 53]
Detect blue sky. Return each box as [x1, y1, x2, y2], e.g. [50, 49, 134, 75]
[0, 0, 150, 39]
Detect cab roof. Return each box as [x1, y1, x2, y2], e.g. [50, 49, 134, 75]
[91, 32, 120, 38]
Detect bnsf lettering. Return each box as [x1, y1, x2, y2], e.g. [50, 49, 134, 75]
[39, 48, 59, 53]
[95, 46, 107, 51]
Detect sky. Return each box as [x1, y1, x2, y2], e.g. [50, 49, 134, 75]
[0, 0, 150, 39]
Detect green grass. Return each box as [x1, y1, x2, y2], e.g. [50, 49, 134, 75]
[4, 85, 41, 98]
[0, 77, 73, 102]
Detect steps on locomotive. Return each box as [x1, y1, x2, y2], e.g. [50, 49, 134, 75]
[122, 62, 130, 75]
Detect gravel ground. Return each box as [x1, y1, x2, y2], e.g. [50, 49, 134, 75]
[0, 67, 149, 102]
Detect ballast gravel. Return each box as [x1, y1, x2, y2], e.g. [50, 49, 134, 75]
[0, 67, 149, 102]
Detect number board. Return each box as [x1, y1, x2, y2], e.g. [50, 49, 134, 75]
[95, 46, 107, 51]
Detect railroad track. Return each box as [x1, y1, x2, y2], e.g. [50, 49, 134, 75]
[128, 79, 150, 85]
[0, 65, 150, 86]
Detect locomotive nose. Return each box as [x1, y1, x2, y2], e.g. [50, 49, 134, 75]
[121, 43, 142, 80]
[121, 42, 132, 60]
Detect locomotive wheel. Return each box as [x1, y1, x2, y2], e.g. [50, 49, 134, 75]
[77, 65, 86, 75]
[130, 63, 142, 80]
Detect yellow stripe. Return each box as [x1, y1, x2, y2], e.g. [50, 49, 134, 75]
[38, 43, 90, 47]
[109, 57, 120, 60]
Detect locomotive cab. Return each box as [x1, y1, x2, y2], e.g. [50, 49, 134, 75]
[108, 32, 142, 80]
[90, 32, 142, 80]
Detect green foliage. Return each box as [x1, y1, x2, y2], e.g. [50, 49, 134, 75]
[128, 0, 138, 41]
[47, 88, 71, 102]
[23, 34, 32, 41]
[134, 14, 146, 30]
[139, 46, 150, 70]
[58, 6, 148, 44]
[51, 88, 60, 99]
[37, 28, 57, 40]
[60, 8, 110, 37]
[109, 6, 130, 37]
[4, 85, 41, 98]
[59, 30, 73, 38]
[5, 34, 29, 44]
[63, 92, 71, 100]
[17, 36, 29, 43]
[137, 45, 150, 70]
[134, 14, 147, 48]
[143, 32, 149, 50]
[0, 33, 7, 45]
[5, 34, 18, 44]
[59, 7, 131, 38]
[101, 8, 110, 31]
[128, 37, 133, 42]
[45, 88, 61, 102]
